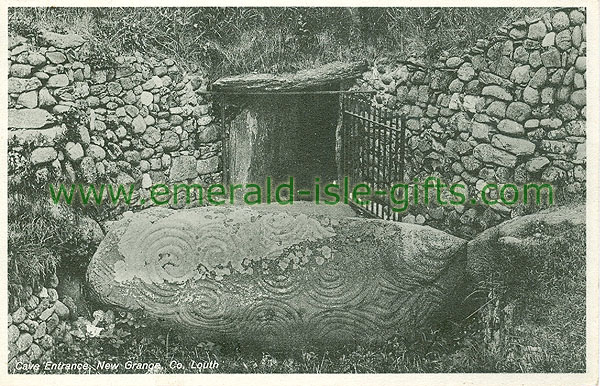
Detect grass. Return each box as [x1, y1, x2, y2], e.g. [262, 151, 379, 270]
[7, 192, 62, 306]
[49, 320, 512, 373]
[7, 140, 101, 310]
[7, 190, 101, 309]
[471, 214, 586, 372]
[8, 7, 547, 79]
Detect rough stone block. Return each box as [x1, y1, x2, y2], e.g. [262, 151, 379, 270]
[47, 74, 69, 88]
[473, 143, 517, 167]
[39, 31, 86, 48]
[497, 119, 525, 135]
[491, 134, 536, 156]
[481, 85, 512, 101]
[8, 77, 42, 94]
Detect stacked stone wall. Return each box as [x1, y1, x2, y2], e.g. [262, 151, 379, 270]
[8, 30, 220, 207]
[354, 7, 586, 236]
[8, 275, 73, 370]
[7, 30, 221, 370]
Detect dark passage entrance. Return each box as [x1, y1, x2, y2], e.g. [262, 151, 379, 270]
[223, 90, 339, 201]
[290, 93, 339, 195]
[218, 89, 406, 214]
[212, 61, 369, 203]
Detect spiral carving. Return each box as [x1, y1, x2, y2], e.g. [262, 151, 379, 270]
[307, 309, 381, 343]
[88, 205, 467, 348]
[176, 280, 236, 334]
[306, 261, 373, 309]
[256, 273, 303, 298]
[237, 298, 303, 340]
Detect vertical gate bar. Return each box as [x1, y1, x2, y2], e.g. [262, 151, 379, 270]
[395, 118, 400, 186]
[383, 108, 390, 220]
[371, 102, 375, 217]
[394, 114, 399, 221]
[359, 97, 364, 201]
[382, 110, 386, 219]
[347, 95, 352, 186]
[377, 105, 383, 218]
[349, 94, 354, 188]
[221, 93, 227, 186]
[341, 94, 346, 181]
[400, 114, 406, 184]
[388, 113, 398, 220]
[348, 97, 356, 191]
[377, 109, 390, 218]
[396, 114, 400, 187]
[378, 105, 382, 217]
[371, 100, 375, 216]
[356, 95, 360, 187]
[355, 95, 361, 202]
[377, 107, 382, 190]
[392, 111, 397, 220]
[367, 99, 373, 215]
[355, 95, 358, 181]
[393, 114, 400, 221]
[356, 95, 360, 188]
[366, 99, 371, 214]
[345, 95, 349, 187]
[350, 95, 356, 191]
[381, 107, 386, 219]
[389, 110, 394, 220]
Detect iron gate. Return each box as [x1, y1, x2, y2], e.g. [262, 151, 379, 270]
[341, 93, 406, 221]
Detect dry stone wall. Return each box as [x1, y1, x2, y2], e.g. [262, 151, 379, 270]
[354, 7, 586, 237]
[7, 29, 222, 371]
[8, 31, 220, 207]
[8, 275, 73, 370]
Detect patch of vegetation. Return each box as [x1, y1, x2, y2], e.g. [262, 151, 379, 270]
[472, 217, 586, 372]
[8, 7, 546, 79]
[8, 139, 101, 310]
[85, 38, 119, 70]
[7, 10, 40, 38]
[8, 190, 100, 310]
[48, 319, 493, 374]
[7, 194, 61, 308]
[54, 107, 86, 152]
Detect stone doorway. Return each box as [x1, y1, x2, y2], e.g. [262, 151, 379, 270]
[212, 61, 368, 202]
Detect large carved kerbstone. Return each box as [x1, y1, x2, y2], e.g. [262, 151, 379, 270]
[87, 205, 467, 348]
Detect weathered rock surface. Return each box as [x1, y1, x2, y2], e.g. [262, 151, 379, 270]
[466, 204, 585, 278]
[212, 61, 368, 92]
[8, 109, 53, 129]
[88, 205, 467, 348]
[39, 31, 86, 48]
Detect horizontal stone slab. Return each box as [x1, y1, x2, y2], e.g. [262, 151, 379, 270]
[87, 205, 467, 349]
[8, 109, 54, 129]
[8, 77, 42, 94]
[473, 143, 518, 167]
[39, 31, 85, 49]
[491, 134, 536, 156]
[212, 61, 368, 92]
